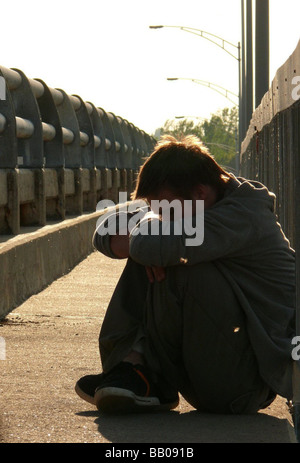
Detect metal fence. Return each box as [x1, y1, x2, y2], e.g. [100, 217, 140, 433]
[0, 65, 156, 234]
[240, 40, 300, 440]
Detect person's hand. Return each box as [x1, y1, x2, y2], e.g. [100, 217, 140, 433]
[145, 265, 166, 283]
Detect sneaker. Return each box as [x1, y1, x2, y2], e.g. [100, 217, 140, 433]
[94, 361, 179, 414]
[75, 372, 106, 405]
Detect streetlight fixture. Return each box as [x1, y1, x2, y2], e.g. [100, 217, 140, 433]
[167, 77, 239, 106]
[149, 25, 240, 61]
[149, 24, 243, 169]
[175, 116, 208, 120]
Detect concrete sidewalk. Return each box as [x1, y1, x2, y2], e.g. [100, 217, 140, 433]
[0, 251, 296, 443]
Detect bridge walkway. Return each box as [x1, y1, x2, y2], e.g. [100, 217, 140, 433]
[0, 252, 295, 443]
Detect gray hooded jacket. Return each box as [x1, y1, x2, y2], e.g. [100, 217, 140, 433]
[94, 175, 296, 398]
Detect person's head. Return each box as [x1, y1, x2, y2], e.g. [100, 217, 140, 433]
[131, 135, 230, 210]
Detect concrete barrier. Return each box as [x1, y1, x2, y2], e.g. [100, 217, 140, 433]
[0, 167, 134, 235]
[0, 211, 101, 319]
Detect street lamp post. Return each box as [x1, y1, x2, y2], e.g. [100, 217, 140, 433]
[255, 0, 269, 106]
[149, 24, 243, 165]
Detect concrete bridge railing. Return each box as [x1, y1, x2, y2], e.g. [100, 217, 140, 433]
[240, 40, 300, 439]
[240, 40, 300, 249]
[0, 65, 155, 235]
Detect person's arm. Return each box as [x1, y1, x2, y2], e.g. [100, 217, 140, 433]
[109, 233, 130, 259]
[93, 203, 149, 259]
[93, 206, 166, 281]
[128, 199, 259, 267]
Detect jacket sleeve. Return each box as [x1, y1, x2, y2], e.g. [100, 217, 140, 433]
[129, 198, 261, 267]
[93, 203, 149, 259]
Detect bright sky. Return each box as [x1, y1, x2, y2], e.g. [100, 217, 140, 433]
[1, 0, 300, 136]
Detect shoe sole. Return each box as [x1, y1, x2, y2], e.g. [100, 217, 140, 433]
[75, 382, 96, 406]
[95, 387, 179, 414]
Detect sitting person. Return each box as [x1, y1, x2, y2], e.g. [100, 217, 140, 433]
[75, 135, 295, 414]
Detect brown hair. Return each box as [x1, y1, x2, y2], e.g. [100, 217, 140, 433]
[132, 135, 230, 201]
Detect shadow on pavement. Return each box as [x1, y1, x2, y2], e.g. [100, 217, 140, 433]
[77, 408, 294, 443]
